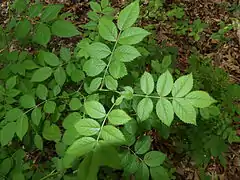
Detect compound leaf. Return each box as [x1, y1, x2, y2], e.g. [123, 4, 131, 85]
[74, 118, 100, 136]
[144, 151, 166, 167]
[172, 98, 196, 125]
[31, 67, 53, 82]
[119, 27, 150, 45]
[33, 23, 51, 46]
[99, 17, 118, 41]
[117, 0, 139, 30]
[101, 125, 125, 143]
[156, 98, 174, 126]
[84, 101, 106, 119]
[140, 72, 154, 95]
[114, 45, 141, 62]
[137, 98, 153, 121]
[52, 20, 79, 37]
[83, 59, 106, 77]
[134, 136, 151, 154]
[41, 4, 63, 22]
[172, 73, 193, 97]
[156, 70, 173, 97]
[185, 91, 216, 108]
[66, 137, 96, 157]
[87, 42, 111, 59]
[108, 109, 131, 125]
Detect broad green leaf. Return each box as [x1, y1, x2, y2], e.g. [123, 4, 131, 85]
[31, 67, 53, 82]
[44, 100, 56, 113]
[6, 76, 17, 89]
[52, 20, 79, 37]
[156, 70, 173, 96]
[28, 3, 43, 18]
[121, 152, 139, 174]
[41, 51, 60, 66]
[135, 162, 149, 180]
[12, 172, 25, 180]
[90, 2, 101, 12]
[63, 127, 80, 145]
[5, 108, 23, 122]
[156, 98, 174, 126]
[60, 47, 71, 62]
[0, 122, 16, 146]
[53, 85, 61, 96]
[200, 108, 210, 119]
[34, 134, 43, 150]
[144, 151, 166, 167]
[6, 89, 20, 97]
[41, 4, 63, 22]
[69, 98, 82, 111]
[42, 121, 61, 142]
[150, 166, 169, 180]
[209, 106, 220, 116]
[87, 42, 111, 59]
[99, 17, 118, 41]
[172, 98, 196, 125]
[83, 59, 106, 77]
[66, 137, 96, 157]
[19, 94, 36, 108]
[172, 73, 193, 97]
[114, 45, 141, 62]
[162, 55, 172, 68]
[55, 142, 66, 157]
[140, 72, 154, 95]
[117, 0, 139, 30]
[33, 23, 51, 46]
[71, 69, 85, 82]
[31, 107, 42, 126]
[137, 98, 153, 121]
[36, 84, 48, 100]
[108, 109, 131, 125]
[185, 91, 216, 108]
[63, 112, 82, 129]
[124, 119, 138, 134]
[121, 86, 134, 100]
[16, 114, 28, 140]
[109, 60, 127, 79]
[54, 66, 66, 86]
[101, 0, 109, 8]
[84, 101, 106, 119]
[66, 63, 76, 76]
[95, 143, 121, 169]
[12, 0, 27, 13]
[119, 27, 150, 45]
[105, 75, 118, 90]
[0, 158, 13, 175]
[15, 19, 31, 39]
[77, 151, 100, 180]
[89, 77, 102, 93]
[87, 11, 99, 21]
[74, 118, 100, 136]
[134, 136, 151, 154]
[101, 125, 126, 143]
[22, 60, 39, 70]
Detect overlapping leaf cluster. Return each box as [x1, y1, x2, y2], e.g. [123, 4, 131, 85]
[0, 0, 218, 179]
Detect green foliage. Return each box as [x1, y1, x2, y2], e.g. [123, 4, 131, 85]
[0, 0, 237, 179]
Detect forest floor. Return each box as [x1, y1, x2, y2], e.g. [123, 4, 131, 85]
[1, 0, 240, 179]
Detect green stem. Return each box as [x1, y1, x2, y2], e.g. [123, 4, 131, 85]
[96, 102, 116, 142]
[123, 146, 144, 163]
[40, 170, 59, 180]
[98, 88, 121, 94]
[100, 31, 122, 89]
[133, 94, 174, 100]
